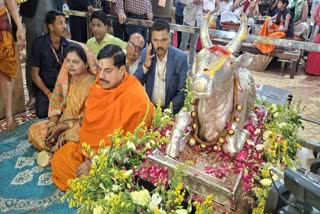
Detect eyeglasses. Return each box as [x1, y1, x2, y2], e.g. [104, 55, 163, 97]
[128, 41, 143, 53]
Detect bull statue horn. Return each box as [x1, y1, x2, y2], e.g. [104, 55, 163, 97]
[226, 13, 248, 54]
[200, 12, 213, 48]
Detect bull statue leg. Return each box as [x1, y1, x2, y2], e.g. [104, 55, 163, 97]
[166, 111, 192, 158]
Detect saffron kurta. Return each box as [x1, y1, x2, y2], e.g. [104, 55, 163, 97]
[0, 6, 17, 79]
[51, 73, 155, 190]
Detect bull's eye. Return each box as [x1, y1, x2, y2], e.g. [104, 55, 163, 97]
[230, 61, 234, 67]
[203, 68, 209, 72]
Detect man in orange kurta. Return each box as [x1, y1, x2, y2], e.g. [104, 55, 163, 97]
[51, 44, 155, 191]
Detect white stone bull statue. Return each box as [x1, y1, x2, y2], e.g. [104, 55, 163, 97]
[166, 14, 256, 157]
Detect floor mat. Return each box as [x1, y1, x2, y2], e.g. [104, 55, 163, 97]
[0, 120, 76, 213]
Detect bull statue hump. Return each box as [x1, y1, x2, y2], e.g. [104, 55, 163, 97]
[166, 13, 256, 157]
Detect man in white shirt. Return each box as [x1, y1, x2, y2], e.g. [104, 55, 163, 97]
[135, 19, 188, 114]
[126, 33, 145, 74]
[179, 0, 203, 69]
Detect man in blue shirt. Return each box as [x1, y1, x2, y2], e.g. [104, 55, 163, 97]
[31, 10, 70, 118]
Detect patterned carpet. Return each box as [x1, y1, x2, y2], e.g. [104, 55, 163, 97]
[0, 119, 75, 214]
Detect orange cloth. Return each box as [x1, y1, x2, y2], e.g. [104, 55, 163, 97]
[254, 19, 286, 54]
[28, 74, 95, 151]
[51, 73, 155, 190]
[0, 6, 17, 79]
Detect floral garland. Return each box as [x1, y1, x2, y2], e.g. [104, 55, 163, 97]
[250, 101, 303, 213]
[63, 80, 304, 213]
[62, 105, 215, 214]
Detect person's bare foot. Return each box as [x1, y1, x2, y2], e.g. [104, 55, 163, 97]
[7, 118, 18, 130]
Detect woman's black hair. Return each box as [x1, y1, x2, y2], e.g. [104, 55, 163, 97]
[64, 43, 87, 64]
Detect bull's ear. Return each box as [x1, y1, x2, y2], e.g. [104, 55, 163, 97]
[235, 53, 253, 68]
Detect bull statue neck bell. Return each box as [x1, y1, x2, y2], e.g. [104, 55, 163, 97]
[166, 13, 256, 157]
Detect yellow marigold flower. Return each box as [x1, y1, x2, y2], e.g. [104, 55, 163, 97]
[282, 140, 288, 153]
[193, 201, 204, 214]
[261, 169, 269, 178]
[260, 178, 272, 187]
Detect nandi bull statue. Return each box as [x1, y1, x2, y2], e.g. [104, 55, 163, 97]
[166, 13, 256, 158]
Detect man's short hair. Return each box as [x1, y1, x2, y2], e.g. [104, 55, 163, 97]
[45, 10, 65, 27]
[279, 0, 289, 6]
[151, 19, 170, 33]
[91, 11, 112, 27]
[97, 44, 126, 68]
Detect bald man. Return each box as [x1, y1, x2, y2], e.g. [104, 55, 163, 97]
[126, 33, 145, 74]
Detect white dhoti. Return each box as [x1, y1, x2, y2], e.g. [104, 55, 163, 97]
[294, 22, 309, 37]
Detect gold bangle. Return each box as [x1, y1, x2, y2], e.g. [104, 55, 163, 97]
[48, 121, 56, 127]
[68, 121, 74, 128]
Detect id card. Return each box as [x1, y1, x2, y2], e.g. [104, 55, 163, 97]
[158, 0, 166, 7]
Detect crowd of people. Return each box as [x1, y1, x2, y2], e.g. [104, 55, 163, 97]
[0, 0, 320, 191]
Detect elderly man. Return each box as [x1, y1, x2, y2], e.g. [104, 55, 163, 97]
[87, 11, 127, 57]
[0, 0, 26, 130]
[51, 44, 155, 191]
[135, 19, 188, 114]
[126, 33, 145, 74]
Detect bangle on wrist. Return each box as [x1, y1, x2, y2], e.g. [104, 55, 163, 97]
[46, 91, 51, 96]
[48, 121, 56, 127]
[67, 121, 74, 129]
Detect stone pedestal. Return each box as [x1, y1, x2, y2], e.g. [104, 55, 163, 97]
[149, 147, 243, 211]
[0, 51, 26, 119]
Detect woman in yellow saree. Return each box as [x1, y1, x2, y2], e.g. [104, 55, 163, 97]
[28, 44, 97, 157]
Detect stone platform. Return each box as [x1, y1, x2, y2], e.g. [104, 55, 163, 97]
[149, 147, 243, 211]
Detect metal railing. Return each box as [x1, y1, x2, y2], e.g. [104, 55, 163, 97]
[63, 9, 320, 52]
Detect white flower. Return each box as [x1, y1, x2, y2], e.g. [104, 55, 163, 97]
[174, 209, 188, 214]
[104, 192, 114, 201]
[148, 193, 162, 211]
[260, 178, 272, 186]
[93, 206, 103, 214]
[150, 140, 156, 145]
[254, 128, 261, 136]
[124, 169, 133, 177]
[131, 189, 151, 206]
[273, 112, 279, 118]
[270, 104, 277, 113]
[263, 131, 272, 140]
[112, 184, 120, 192]
[247, 139, 255, 146]
[255, 144, 264, 151]
[145, 142, 151, 149]
[126, 141, 136, 151]
[278, 122, 287, 128]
